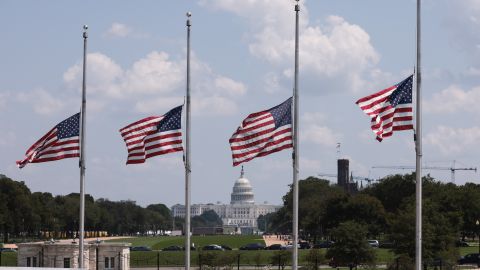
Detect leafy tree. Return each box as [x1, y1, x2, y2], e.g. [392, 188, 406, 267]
[343, 194, 387, 237]
[192, 210, 222, 228]
[456, 183, 480, 239]
[257, 212, 275, 232]
[0, 176, 34, 242]
[275, 177, 345, 241]
[363, 173, 415, 213]
[388, 196, 459, 264]
[270, 250, 291, 270]
[304, 248, 324, 270]
[326, 221, 375, 267]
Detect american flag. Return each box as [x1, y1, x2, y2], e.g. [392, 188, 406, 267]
[229, 97, 293, 166]
[356, 75, 414, 141]
[119, 105, 183, 164]
[17, 113, 80, 168]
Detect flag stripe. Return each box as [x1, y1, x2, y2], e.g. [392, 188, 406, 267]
[230, 98, 292, 166]
[17, 113, 81, 168]
[356, 76, 414, 141]
[119, 105, 183, 164]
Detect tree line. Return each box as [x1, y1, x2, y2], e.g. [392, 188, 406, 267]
[260, 173, 480, 267]
[0, 174, 175, 243]
[0, 174, 225, 244]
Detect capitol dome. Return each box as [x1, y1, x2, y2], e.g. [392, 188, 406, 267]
[230, 167, 255, 205]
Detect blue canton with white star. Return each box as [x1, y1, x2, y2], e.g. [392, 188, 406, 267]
[269, 97, 292, 128]
[389, 75, 413, 106]
[158, 105, 183, 132]
[56, 113, 80, 139]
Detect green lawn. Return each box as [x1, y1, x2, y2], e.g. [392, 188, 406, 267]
[460, 245, 479, 256]
[3, 235, 476, 268]
[128, 248, 392, 267]
[0, 252, 17, 266]
[107, 235, 264, 250]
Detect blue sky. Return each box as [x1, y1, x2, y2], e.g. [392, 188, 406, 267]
[1, 0, 479, 207]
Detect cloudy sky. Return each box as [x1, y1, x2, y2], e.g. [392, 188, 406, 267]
[1, 0, 479, 207]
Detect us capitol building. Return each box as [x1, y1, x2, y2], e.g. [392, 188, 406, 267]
[171, 167, 281, 233]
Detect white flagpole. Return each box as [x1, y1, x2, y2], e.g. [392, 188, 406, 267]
[414, 0, 422, 269]
[79, 24, 88, 269]
[184, 12, 192, 270]
[292, 1, 300, 270]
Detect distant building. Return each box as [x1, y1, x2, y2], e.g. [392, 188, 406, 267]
[17, 240, 130, 270]
[172, 167, 281, 234]
[337, 159, 358, 194]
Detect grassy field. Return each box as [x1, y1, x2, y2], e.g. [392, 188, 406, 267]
[0, 252, 17, 266]
[1, 235, 478, 268]
[107, 235, 264, 250]
[110, 236, 480, 268]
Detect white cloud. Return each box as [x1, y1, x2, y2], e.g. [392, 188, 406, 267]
[465, 66, 480, 76]
[201, 0, 379, 92]
[135, 97, 184, 114]
[263, 72, 284, 94]
[106, 23, 132, 38]
[445, 1, 480, 58]
[64, 52, 124, 98]
[193, 96, 238, 115]
[123, 51, 183, 96]
[64, 51, 246, 115]
[214, 76, 246, 96]
[300, 112, 341, 147]
[16, 89, 67, 115]
[424, 85, 480, 114]
[302, 112, 327, 123]
[301, 125, 339, 146]
[425, 125, 480, 155]
[300, 157, 322, 172]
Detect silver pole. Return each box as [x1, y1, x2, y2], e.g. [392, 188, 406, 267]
[79, 24, 88, 269]
[185, 12, 192, 270]
[292, 1, 300, 270]
[415, 0, 422, 269]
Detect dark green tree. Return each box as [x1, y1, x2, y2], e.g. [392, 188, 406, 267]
[192, 210, 222, 227]
[326, 221, 375, 267]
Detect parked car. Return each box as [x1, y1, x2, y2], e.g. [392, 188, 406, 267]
[163, 245, 182, 251]
[379, 241, 394, 249]
[285, 243, 300, 249]
[202, 244, 224, 251]
[265, 244, 285, 250]
[367, 240, 379, 248]
[220, 245, 232, 250]
[129, 246, 152, 251]
[239, 243, 265, 250]
[0, 248, 17, 252]
[458, 253, 480, 265]
[313, 241, 334, 249]
[456, 240, 470, 247]
[299, 241, 311, 249]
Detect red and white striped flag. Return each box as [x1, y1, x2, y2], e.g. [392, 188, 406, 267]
[16, 113, 80, 168]
[119, 105, 183, 164]
[356, 75, 414, 141]
[229, 97, 293, 166]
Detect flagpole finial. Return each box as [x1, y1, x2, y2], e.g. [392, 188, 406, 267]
[186, 12, 192, 27]
[83, 25, 88, 38]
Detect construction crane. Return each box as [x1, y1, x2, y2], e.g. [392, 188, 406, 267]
[317, 173, 377, 188]
[372, 164, 477, 183]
